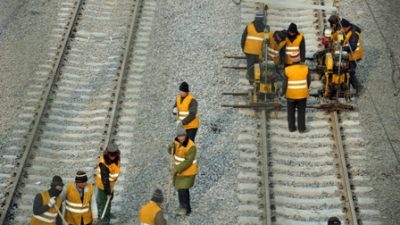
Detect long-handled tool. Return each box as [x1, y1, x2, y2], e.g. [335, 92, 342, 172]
[55, 205, 68, 225]
[165, 144, 175, 213]
[101, 195, 111, 220]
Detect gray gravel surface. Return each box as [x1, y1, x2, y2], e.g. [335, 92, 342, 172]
[0, 0, 60, 147]
[340, 0, 400, 224]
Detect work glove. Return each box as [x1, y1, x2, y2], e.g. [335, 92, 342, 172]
[175, 120, 182, 126]
[48, 196, 56, 208]
[164, 214, 169, 221]
[172, 107, 178, 115]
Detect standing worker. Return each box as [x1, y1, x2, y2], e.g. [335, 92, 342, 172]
[327, 217, 341, 225]
[138, 189, 167, 225]
[241, 10, 266, 84]
[173, 81, 200, 142]
[96, 143, 121, 225]
[340, 18, 364, 96]
[282, 61, 311, 133]
[30, 176, 64, 225]
[285, 23, 306, 66]
[62, 171, 98, 225]
[267, 30, 287, 67]
[168, 126, 198, 216]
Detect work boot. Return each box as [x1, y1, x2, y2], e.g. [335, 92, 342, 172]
[176, 208, 187, 216]
[299, 128, 309, 134]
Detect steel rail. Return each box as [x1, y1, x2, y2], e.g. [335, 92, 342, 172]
[103, 0, 144, 148]
[0, 0, 85, 223]
[260, 110, 272, 225]
[330, 111, 358, 225]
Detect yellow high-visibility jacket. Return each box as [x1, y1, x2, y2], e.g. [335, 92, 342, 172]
[176, 94, 199, 130]
[64, 183, 94, 225]
[174, 139, 197, 176]
[343, 30, 364, 61]
[30, 192, 62, 225]
[285, 33, 304, 65]
[96, 156, 120, 191]
[139, 201, 161, 225]
[285, 64, 309, 99]
[244, 23, 264, 56]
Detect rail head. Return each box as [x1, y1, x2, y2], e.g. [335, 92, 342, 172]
[0, 0, 85, 224]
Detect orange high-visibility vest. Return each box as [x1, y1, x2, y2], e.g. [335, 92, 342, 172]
[139, 201, 161, 225]
[96, 156, 120, 191]
[285, 64, 309, 99]
[267, 32, 286, 65]
[65, 183, 93, 225]
[244, 23, 264, 56]
[285, 33, 304, 65]
[174, 139, 197, 176]
[30, 192, 62, 225]
[176, 94, 199, 130]
[343, 30, 364, 61]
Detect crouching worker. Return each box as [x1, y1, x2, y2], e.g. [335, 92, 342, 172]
[31, 176, 64, 225]
[139, 189, 167, 225]
[168, 125, 198, 216]
[63, 171, 98, 225]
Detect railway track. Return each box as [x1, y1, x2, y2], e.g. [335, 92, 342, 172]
[0, 0, 153, 223]
[235, 0, 381, 225]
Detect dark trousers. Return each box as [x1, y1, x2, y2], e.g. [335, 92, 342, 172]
[177, 189, 191, 214]
[185, 128, 197, 142]
[349, 61, 361, 90]
[287, 98, 307, 132]
[245, 54, 260, 84]
[97, 188, 112, 224]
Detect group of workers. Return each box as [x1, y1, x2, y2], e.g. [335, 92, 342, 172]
[30, 82, 199, 225]
[241, 10, 364, 133]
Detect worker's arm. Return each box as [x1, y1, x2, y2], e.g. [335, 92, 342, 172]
[282, 74, 288, 95]
[99, 163, 112, 195]
[33, 193, 51, 215]
[343, 32, 359, 53]
[155, 210, 167, 225]
[300, 37, 306, 63]
[181, 99, 197, 125]
[175, 146, 196, 173]
[241, 26, 248, 52]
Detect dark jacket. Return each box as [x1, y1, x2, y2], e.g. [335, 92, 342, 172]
[99, 155, 120, 195]
[343, 24, 362, 54]
[241, 20, 266, 51]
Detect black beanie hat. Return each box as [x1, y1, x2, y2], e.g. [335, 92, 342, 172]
[328, 15, 340, 24]
[151, 189, 164, 204]
[288, 23, 298, 34]
[75, 171, 88, 183]
[51, 175, 64, 187]
[328, 217, 341, 225]
[179, 82, 189, 92]
[340, 18, 351, 28]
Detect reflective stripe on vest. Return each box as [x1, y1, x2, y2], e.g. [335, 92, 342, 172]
[343, 30, 364, 61]
[176, 94, 199, 129]
[31, 191, 62, 225]
[285, 33, 303, 64]
[65, 183, 94, 225]
[95, 156, 121, 191]
[174, 139, 197, 176]
[285, 64, 309, 99]
[244, 23, 264, 56]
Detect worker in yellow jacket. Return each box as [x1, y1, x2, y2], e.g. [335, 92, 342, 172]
[282, 62, 311, 133]
[139, 189, 167, 225]
[30, 176, 64, 225]
[96, 143, 121, 225]
[241, 10, 266, 84]
[285, 23, 306, 66]
[61, 171, 97, 225]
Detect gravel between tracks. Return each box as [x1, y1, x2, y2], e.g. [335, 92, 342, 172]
[0, 0, 399, 224]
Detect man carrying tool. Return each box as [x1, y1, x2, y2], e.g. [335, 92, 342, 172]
[62, 171, 97, 225]
[173, 81, 200, 142]
[167, 125, 198, 216]
[31, 176, 64, 225]
[340, 18, 364, 96]
[241, 10, 266, 84]
[138, 189, 167, 225]
[96, 143, 121, 224]
[285, 23, 306, 66]
[282, 61, 311, 133]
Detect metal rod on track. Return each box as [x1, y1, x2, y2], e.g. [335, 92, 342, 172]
[330, 112, 358, 225]
[0, 0, 85, 223]
[260, 110, 272, 225]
